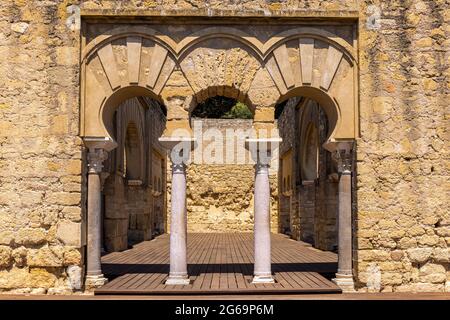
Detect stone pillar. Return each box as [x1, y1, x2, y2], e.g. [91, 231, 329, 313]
[166, 161, 189, 285]
[159, 136, 196, 285]
[85, 148, 108, 288]
[333, 143, 355, 292]
[253, 161, 274, 283]
[246, 137, 281, 284]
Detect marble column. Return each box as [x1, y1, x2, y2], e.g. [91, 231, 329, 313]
[166, 162, 190, 285]
[159, 136, 196, 286]
[246, 137, 281, 284]
[333, 144, 355, 292]
[85, 148, 108, 288]
[253, 161, 274, 283]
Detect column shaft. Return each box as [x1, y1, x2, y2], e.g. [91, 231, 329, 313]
[166, 163, 189, 285]
[87, 171, 102, 276]
[337, 172, 352, 276]
[333, 144, 355, 292]
[85, 148, 108, 288]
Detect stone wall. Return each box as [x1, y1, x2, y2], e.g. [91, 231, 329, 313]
[0, 0, 84, 294]
[356, 0, 449, 293]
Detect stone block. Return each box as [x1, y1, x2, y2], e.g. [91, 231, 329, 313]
[12, 247, 27, 267]
[61, 206, 82, 222]
[407, 248, 433, 263]
[63, 248, 82, 266]
[47, 192, 80, 206]
[50, 115, 68, 135]
[0, 231, 14, 246]
[56, 221, 81, 247]
[16, 228, 47, 246]
[432, 248, 449, 263]
[254, 107, 274, 123]
[67, 265, 82, 291]
[28, 247, 63, 267]
[28, 268, 57, 288]
[419, 263, 447, 284]
[64, 160, 82, 175]
[0, 246, 12, 267]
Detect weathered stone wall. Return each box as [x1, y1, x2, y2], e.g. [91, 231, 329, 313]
[356, 0, 449, 293]
[0, 0, 84, 294]
[0, 0, 448, 294]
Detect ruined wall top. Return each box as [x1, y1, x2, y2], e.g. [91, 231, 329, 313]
[80, 1, 359, 18]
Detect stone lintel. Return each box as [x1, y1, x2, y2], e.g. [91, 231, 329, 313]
[80, 9, 359, 20]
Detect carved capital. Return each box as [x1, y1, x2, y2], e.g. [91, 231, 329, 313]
[333, 148, 353, 174]
[245, 137, 282, 165]
[87, 148, 108, 174]
[255, 162, 270, 174]
[172, 163, 186, 174]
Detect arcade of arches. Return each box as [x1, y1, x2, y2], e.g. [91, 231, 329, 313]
[81, 22, 358, 291]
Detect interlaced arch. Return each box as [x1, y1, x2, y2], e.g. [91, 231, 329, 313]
[81, 24, 358, 149]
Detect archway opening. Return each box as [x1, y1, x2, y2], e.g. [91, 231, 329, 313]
[101, 95, 168, 253]
[277, 95, 339, 262]
[191, 96, 253, 119]
[182, 95, 278, 234]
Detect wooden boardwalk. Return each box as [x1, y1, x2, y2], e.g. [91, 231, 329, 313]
[96, 233, 341, 295]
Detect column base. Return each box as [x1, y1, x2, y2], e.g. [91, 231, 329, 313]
[85, 274, 108, 289]
[333, 273, 355, 292]
[165, 275, 190, 285]
[252, 275, 275, 284]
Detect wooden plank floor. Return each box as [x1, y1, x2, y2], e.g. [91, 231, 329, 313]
[96, 233, 341, 295]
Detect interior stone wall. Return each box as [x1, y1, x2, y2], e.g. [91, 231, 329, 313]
[103, 97, 166, 252]
[278, 99, 338, 251]
[0, 0, 448, 294]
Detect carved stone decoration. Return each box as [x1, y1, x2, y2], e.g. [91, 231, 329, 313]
[81, 25, 358, 144]
[88, 148, 108, 174]
[255, 162, 270, 175]
[334, 148, 353, 174]
[172, 163, 187, 175]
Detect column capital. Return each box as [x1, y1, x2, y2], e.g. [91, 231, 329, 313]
[255, 162, 270, 174]
[245, 137, 282, 165]
[331, 141, 354, 174]
[171, 163, 186, 174]
[334, 149, 353, 174]
[159, 136, 197, 166]
[87, 148, 108, 174]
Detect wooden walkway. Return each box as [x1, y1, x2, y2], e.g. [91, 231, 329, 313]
[96, 233, 341, 295]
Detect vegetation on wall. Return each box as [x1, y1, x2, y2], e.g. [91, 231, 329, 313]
[192, 96, 253, 119]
